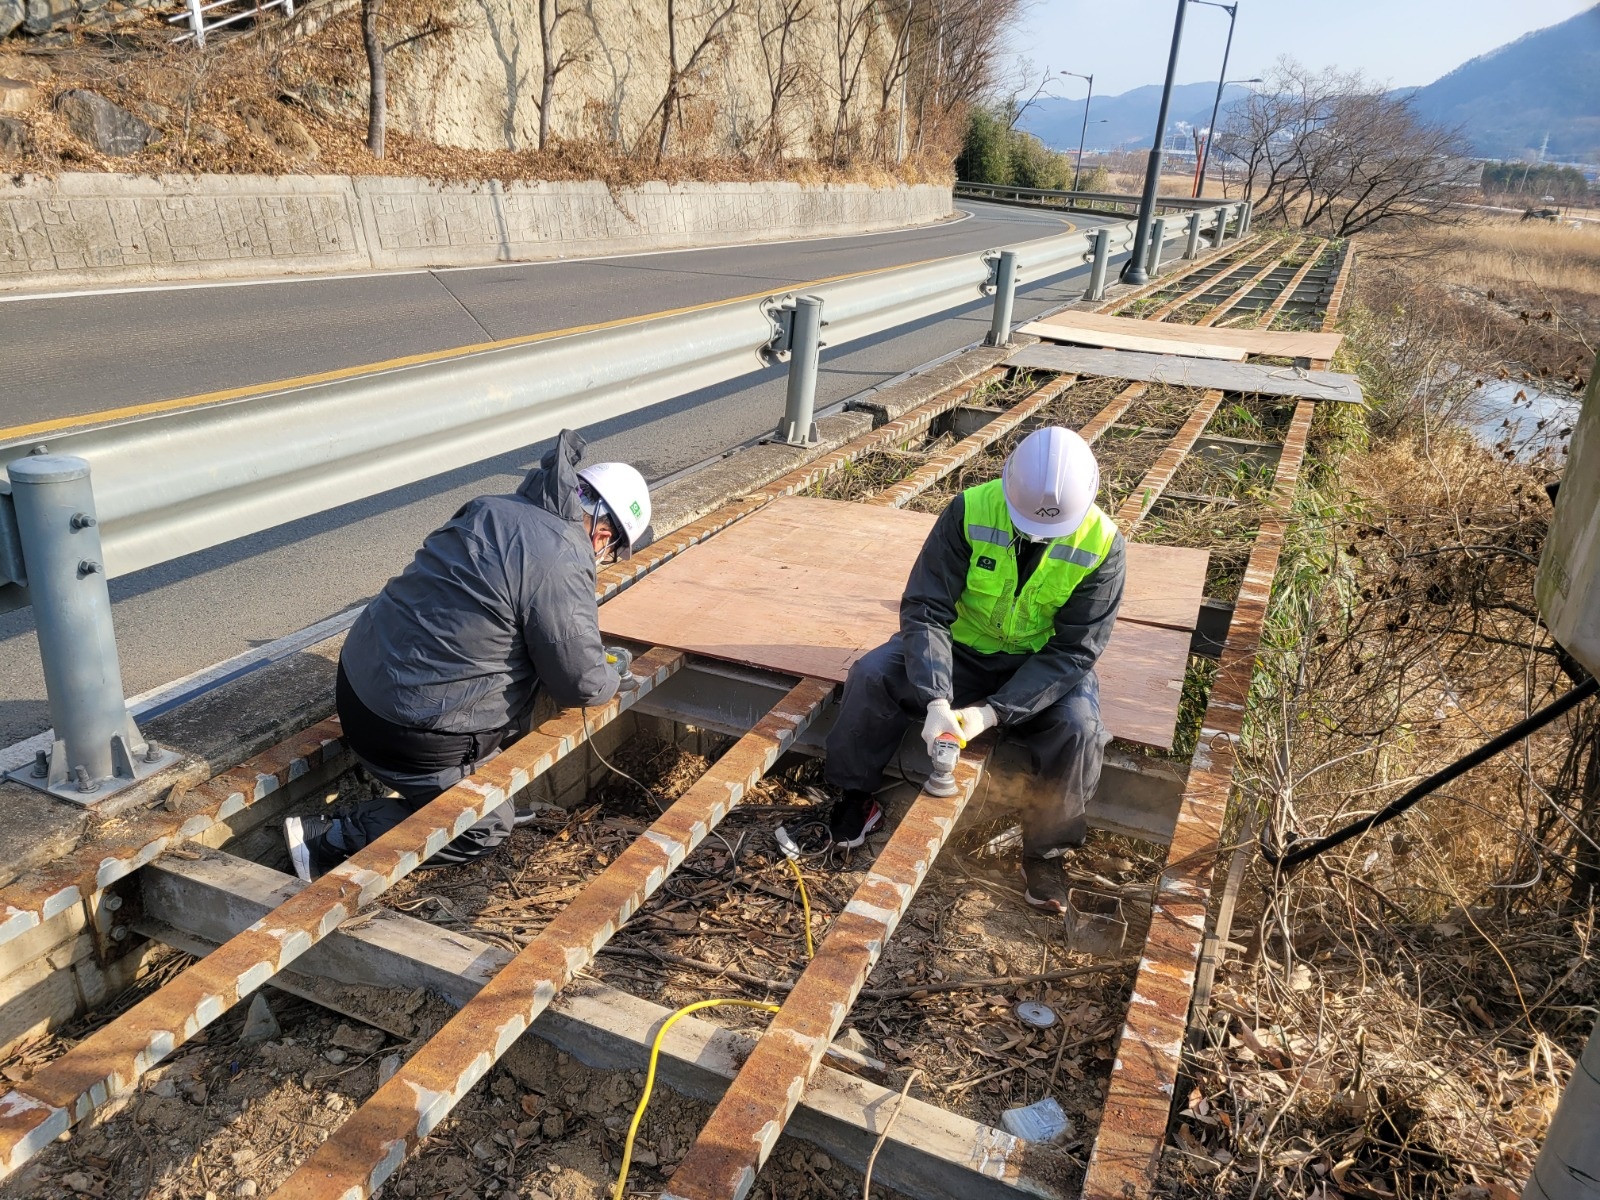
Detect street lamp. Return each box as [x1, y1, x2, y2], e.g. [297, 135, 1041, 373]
[1060, 70, 1094, 191]
[1120, 0, 1189, 285]
[1192, 78, 1260, 196]
[1189, 0, 1255, 197]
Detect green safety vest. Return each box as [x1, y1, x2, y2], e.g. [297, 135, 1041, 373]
[949, 478, 1117, 655]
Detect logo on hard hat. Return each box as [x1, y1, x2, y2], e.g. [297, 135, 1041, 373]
[1035, 506, 1060, 518]
[630, 501, 643, 518]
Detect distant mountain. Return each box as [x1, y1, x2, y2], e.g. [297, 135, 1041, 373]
[1405, 6, 1600, 162]
[1018, 81, 1253, 155]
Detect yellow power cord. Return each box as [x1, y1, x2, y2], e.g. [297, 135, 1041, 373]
[613, 998, 781, 1200]
[785, 856, 815, 960]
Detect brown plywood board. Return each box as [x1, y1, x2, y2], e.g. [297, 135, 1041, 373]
[599, 497, 1207, 750]
[1006, 344, 1364, 404]
[1025, 309, 1343, 360]
[1015, 319, 1248, 361]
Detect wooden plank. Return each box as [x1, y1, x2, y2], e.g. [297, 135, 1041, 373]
[1014, 320, 1247, 361]
[599, 498, 1205, 748]
[1006, 344, 1363, 404]
[1022, 309, 1342, 360]
[137, 851, 1069, 1200]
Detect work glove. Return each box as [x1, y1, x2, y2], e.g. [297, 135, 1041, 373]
[606, 647, 640, 693]
[921, 699, 965, 756]
[954, 704, 998, 741]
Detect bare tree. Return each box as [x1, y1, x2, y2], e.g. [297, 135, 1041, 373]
[363, 0, 386, 156]
[1218, 59, 1477, 237]
[872, 0, 916, 160]
[829, 0, 875, 160]
[754, 0, 811, 159]
[653, 0, 739, 158]
[531, 0, 582, 149]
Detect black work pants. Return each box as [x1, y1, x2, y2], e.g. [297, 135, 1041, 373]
[334, 662, 526, 866]
[823, 636, 1108, 856]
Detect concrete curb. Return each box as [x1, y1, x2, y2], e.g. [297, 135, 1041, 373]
[0, 174, 954, 291]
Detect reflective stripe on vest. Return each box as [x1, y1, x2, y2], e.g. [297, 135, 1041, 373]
[949, 478, 1117, 655]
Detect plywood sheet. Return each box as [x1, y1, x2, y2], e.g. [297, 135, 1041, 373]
[1016, 319, 1247, 361]
[1025, 309, 1343, 360]
[599, 497, 1208, 750]
[1006, 344, 1364, 404]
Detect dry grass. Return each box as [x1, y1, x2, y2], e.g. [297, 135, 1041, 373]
[1419, 219, 1600, 299]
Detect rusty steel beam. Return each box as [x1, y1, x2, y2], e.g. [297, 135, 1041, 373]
[0, 719, 346, 952]
[1255, 240, 1329, 329]
[1320, 241, 1355, 336]
[1140, 239, 1276, 323]
[1114, 389, 1226, 534]
[1097, 234, 1264, 317]
[1077, 382, 1149, 444]
[662, 748, 991, 1200]
[1194, 238, 1308, 328]
[864, 375, 1076, 509]
[1081, 399, 1315, 1200]
[596, 370, 1007, 602]
[271, 676, 835, 1200]
[0, 648, 683, 1180]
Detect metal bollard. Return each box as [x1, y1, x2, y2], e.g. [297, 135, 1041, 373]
[1085, 228, 1111, 302]
[1145, 216, 1167, 276]
[1238, 200, 1252, 237]
[1184, 211, 1202, 259]
[4, 456, 175, 802]
[775, 294, 824, 446]
[986, 250, 1020, 347]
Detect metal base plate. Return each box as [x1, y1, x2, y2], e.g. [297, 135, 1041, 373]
[6, 744, 183, 805]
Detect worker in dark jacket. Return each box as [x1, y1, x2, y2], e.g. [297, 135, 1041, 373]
[824, 426, 1124, 912]
[283, 429, 652, 880]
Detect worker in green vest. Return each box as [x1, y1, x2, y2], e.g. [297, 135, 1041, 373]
[824, 426, 1125, 912]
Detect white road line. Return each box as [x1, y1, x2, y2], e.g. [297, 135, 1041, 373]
[0, 208, 984, 305]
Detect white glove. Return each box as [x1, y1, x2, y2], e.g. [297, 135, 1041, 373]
[954, 704, 998, 740]
[921, 699, 965, 755]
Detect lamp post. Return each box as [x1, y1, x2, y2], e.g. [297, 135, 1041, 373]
[1120, 0, 1189, 285]
[1060, 70, 1094, 191]
[1191, 0, 1257, 198]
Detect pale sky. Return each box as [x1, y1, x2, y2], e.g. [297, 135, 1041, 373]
[1006, 0, 1598, 97]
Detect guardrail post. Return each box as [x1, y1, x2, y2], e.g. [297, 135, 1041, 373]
[1213, 206, 1228, 247]
[4, 456, 175, 802]
[1086, 228, 1111, 302]
[775, 295, 824, 446]
[1238, 200, 1251, 237]
[1145, 216, 1167, 276]
[986, 250, 1020, 347]
[185, 0, 205, 45]
[1184, 211, 1203, 259]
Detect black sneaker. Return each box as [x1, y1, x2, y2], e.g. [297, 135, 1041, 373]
[1020, 854, 1069, 914]
[283, 815, 345, 882]
[828, 790, 883, 850]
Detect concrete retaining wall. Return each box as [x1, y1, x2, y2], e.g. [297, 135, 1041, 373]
[0, 174, 953, 291]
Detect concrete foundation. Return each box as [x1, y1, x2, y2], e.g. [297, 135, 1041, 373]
[0, 174, 953, 291]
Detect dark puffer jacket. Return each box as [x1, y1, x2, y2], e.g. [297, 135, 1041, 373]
[340, 428, 618, 733]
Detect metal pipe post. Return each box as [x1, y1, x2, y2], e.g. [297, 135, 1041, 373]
[5, 456, 174, 801]
[986, 250, 1020, 346]
[1120, 0, 1188, 285]
[1238, 200, 1252, 237]
[1524, 1017, 1600, 1200]
[1184, 211, 1203, 259]
[1145, 216, 1168, 275]
[776, 295, 824, 445]
[1086, 228, 1111, 301]
[1213, 205, 1229, 246]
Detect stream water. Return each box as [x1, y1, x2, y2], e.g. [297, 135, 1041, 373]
[1462, 374, 1581, 464]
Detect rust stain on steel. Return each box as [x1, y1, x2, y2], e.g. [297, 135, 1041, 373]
[0, 719, 346, 951]
[1319, 240, 1356, 335]
[864, 375, 1076, 509]
[1194, 238, 1307, 328]
[1077, 382, 1149, 445]
[1114, 389, 1226, 534]
[662, 748, 992, 1200]
[595, 371, 1004, 603]
[1140, 238, 1274, 322]
[271, 676, 835, 1200]
[0, 649, 683, 1181]
[1255, 240, 1328, 329]
[1081, 395, 1317, 1200]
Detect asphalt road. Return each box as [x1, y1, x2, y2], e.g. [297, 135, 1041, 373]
[0, 200, 1118, 747]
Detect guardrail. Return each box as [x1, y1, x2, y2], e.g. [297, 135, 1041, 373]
[955, 180, 1235, 218]
[0, 199, 1233, 800]
[169, 0, 293, 45]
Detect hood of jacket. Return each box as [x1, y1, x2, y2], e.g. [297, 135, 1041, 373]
[516, 428, 587, 523]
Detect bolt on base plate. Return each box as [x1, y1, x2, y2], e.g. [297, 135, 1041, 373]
[6, 740, 182, 806]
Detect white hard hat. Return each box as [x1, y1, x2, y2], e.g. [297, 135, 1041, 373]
[577, 461, 652, 559]
[1002, 426, 1100, 540]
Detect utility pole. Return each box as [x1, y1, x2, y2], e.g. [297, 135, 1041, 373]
[1192, 0, 1237, 198]
[1122, 0, 1188, 285]
[1061, 70, 1094, 191]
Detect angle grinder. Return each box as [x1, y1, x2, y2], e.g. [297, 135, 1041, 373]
[924, 732, 962, 797]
